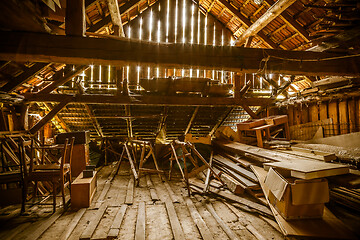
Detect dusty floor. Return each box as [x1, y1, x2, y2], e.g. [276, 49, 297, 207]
[0, 161, 357, 240]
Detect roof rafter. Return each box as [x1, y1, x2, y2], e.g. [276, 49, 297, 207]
[236, 0, 297, 46]
[217, 0, 278, 48]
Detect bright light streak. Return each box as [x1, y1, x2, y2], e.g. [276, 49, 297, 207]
[182, 0, 186, 43]
[190, 4, 194, 44]
[149, 9, 153, 41]
[157, 20, 161, 43]
[175, 0, 178, 43]
[99, 65, 102, 88]
[139, 17, 143, 40]
[166, 0, 170, 42]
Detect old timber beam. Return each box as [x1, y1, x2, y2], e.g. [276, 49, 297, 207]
[23, 93, 272, 107]
[0, 32, 359, 76]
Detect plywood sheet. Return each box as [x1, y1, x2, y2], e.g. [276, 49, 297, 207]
[264, 160, 349, 179]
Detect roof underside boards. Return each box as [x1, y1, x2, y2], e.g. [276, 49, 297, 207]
[0, 0, 359, 140]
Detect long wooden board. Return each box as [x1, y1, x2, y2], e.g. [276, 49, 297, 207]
[184, 197, 214, 240]
[135, 202, 146, 240]
[23, 209, 63, 240]
[108, 205, 127, 239]
[205, 203, 240, 240]
[251, 165, 357, 239]
[215, 140, 349, 179]
[125, 176, 134, 205]
[164, 199, 185, 240]
[188, 179, 272, 218]
[213, 155, 258, 182]
[80, 205, 107, 240]
[60, 208, 86, 240]
[264, 160, 349, 179]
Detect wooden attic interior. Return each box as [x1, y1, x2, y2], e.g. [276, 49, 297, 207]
[0, 0, 360, 239]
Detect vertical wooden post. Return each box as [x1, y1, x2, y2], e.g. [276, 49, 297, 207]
[116, 67, 124, 95]
[234, 73, 243, 99]
[66, 0, 85, 37]
[105, 138, 108, 165]
[328, 101, 339, 135]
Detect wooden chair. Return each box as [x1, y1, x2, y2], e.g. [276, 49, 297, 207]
[0, 137, 28, 213]
[27, 137, 75, 212]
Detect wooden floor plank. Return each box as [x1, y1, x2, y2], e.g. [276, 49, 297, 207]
[224, 201, 266, 240]
[108, 205, 127, 239]
[59, 208, 86, 240]
[184, 197, 214, 240]
[189, 179, 272, 217]
[147, 175, 159, 201]
[163, 181, 180, 203]
[80, 205, 107, 240]
[3, 222, 31, 240]
[135, 202, 146, 240]
[24, 209, 63, 240]
[125, 176, 134, 205]
[205, 203, 240, 240]
[164, 199, 185, 240]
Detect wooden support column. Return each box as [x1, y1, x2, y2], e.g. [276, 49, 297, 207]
[184, 107, 199, 135]
[234, 74, 243, 99]
[236, 0, 297, 46]
[84, 104, 104, 137]
[116, 67, 124, 95]
[328, 101, 339, 135]
[66, 0, 86, 36]
[30, 100, 70, 134]
[125, 105, 133, 138]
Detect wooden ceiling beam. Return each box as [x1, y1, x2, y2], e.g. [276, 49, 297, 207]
[29, 99, 71, 134]
[263, 0, 310, 42]
[24, 93, 273, 107]
[218, 0, 278, 48]
[106, 0, 125, 37]
[1, 32, 359, 76]
[43, 102, 70, 132]
[236, 0, 297, 46]
[87, 0, 141, 33]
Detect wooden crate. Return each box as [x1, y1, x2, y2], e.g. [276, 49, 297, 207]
[70, 144, 89, 178]
[71, 171, 97, 209]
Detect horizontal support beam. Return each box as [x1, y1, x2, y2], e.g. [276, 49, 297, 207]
[0, 32, 359, 76]
[23, 93, 272, 106]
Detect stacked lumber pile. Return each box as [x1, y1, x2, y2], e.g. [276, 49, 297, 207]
[212, 155, 264, 199]
[330, 187, 360, 213]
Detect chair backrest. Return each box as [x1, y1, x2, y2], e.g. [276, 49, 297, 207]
[60, 139, 69, 170]
[67, 137, 75, 166]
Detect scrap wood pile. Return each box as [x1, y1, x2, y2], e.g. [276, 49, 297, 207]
[212, 139, 359, 239]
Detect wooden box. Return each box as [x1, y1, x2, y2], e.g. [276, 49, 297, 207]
[70, 144, 89, 178]
[71, 171, 97, 209]
[56, 131, 90, 145]
[265, 168, 329, 220]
